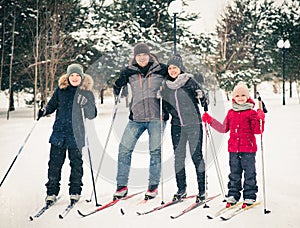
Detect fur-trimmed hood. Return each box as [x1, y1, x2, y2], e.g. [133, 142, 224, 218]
[58, 74, 94, 91]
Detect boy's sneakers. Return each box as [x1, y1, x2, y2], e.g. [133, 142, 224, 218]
[226, 196, 238, 208]
[45, 195, 57, 206]
[144, 185, 158, 200]
[113, 186, 128, 200]
[242, 199, 256, 208]
[70, 194, 80, 205]
[173, 189, 187, 201]
[196, 192, 207, 203]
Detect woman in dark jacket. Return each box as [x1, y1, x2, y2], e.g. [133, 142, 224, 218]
[162, 54, 208, 203]
[38, 63, 97, 205]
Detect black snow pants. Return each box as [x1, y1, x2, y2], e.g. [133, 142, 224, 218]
[171, 124, 205, 194]
[45, 144, 83, 196]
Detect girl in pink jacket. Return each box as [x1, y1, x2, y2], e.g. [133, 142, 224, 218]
[202, 82, 265, 208]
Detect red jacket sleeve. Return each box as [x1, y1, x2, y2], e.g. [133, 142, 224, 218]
[210, 111, 230, 133]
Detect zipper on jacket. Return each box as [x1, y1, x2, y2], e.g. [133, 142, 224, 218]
[175, 89, 184, 126]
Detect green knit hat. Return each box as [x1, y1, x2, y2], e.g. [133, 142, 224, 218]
[67, 63, 84, 80]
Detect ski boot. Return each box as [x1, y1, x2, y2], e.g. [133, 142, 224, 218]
[172, 189, 187, 201]
[45, 195, 57, 206]
[144, 185, 158, 200]
[70, 194, 80, 205]
[113, 186, 128, 200]
[226, 196, 238, 208]
[242, 199, 255, 208]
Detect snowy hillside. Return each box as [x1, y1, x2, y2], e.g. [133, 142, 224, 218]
[0, 81, 300, 228]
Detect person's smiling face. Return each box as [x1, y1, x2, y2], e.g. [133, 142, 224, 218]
[233, 93, 248, 104]
[69, 73, 82, 87]
[135, 53, 150, 67]
[168, 64, 181, 78]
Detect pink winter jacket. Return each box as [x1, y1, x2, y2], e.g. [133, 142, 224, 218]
[210, 99, 263, 153]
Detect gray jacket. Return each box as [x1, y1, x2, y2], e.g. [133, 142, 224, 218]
[114, 56, 168, 122]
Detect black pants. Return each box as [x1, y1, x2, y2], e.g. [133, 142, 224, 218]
[228, 152, 258, 201]
[171, 124, 205, 194]
[46, 144, 83, 196]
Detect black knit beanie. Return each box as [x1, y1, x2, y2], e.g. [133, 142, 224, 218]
[134, 43, 150, 56]
[67, 63, 84, 80]
[167, 54, 185, 72]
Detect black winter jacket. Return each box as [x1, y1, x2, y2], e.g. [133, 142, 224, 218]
[45, 74, 97, 149]
[162, 74, 206, 126]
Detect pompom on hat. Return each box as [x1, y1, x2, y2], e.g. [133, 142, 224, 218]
[167, 54, 185, 72]
[232, 82, 250, 99]
[133, 43, 151, 56]
[67, 63, 84, 80]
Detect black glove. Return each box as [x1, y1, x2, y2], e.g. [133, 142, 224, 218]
[113, 85, 121, 96]
[37, 108, 46, 121]
[77, 94, 88, 107]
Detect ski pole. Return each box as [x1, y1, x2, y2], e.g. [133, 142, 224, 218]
[0, 100, 45, 188]
[159, 86, 165, 205]
[81, 108, 101, 206]
[202, 97, 209, 208]
[0, 121, 38, 188]
[257, 92, 271, 214]
[87, 87, 124, 202]
[207, 125, 226, 200]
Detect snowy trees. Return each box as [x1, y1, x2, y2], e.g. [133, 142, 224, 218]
[0, 0, 299, 103]
[213, 0, 300, 98]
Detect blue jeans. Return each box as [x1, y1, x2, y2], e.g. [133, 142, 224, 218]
[116, 120, 166, 187]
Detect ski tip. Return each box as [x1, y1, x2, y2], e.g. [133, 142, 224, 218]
[220, 216, 228, 221]
[207, 215, 214, 219]
[120, 208, 125, 215]
[29, 216, 34, 221]
[58, 214, 63, 219]
[136, 212, 142, 216]
[77, 209, 85, 217]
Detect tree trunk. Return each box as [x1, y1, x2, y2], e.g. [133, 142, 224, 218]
[7, 8, 16, 119]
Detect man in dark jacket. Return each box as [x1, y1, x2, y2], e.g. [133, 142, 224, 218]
[113, 43, 168, 200]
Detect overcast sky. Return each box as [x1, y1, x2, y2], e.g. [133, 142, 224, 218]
[185, 0, 288, 33]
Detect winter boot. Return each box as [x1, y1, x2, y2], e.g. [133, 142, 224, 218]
[45, 195, 57, 206]
[196, 192, 207, 203]
[70, 194, 80, 205]
[226, 196, 238, 208]
[242, 199, 256, 208]
[173, 189, 187, 201]
[144, 185, 158, 200]
[113, 186, 128, 200]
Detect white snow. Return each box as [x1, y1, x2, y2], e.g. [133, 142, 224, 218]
[1, 81, 300, 227]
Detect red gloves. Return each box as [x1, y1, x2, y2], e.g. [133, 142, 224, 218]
[202, 112, 213, 124]
[257, 109, 265, 121]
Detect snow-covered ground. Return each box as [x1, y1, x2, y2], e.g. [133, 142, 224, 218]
[0, 81, 300, 228]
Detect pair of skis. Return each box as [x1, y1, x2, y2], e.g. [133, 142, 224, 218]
[29, 191, 143, 220]
[77, 191, 144, 217]
[29, 196, 76, 220]
[79, 193, 220, 218]
[207, 201, 261, 221]
[136, 194, 220, 219]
